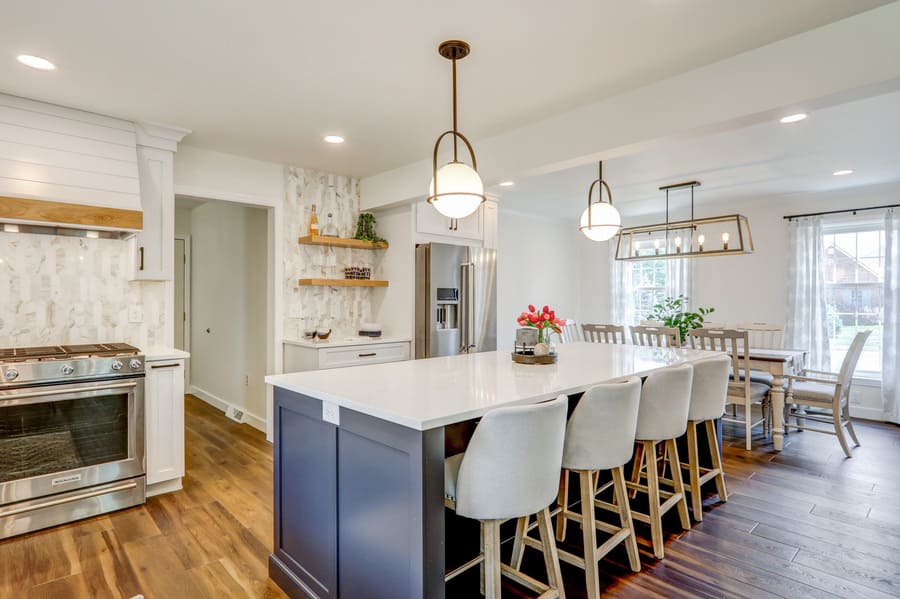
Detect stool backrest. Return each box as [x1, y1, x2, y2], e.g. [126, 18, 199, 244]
[582, 323, 626, 344]
[688, 356, 731, 422]
[630, 325, 681, 348]
[455, 395, 567, 520]
[635, 364, 693, 441]
[562, 377, 641, 471]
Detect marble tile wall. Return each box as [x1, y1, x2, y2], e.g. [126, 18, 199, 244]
[283, 166, 384, 339]
[0, 233, 166, 348]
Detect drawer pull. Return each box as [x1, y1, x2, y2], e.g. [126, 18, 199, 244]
[151, 363, 180, 369]
[358, 352, 377, 357]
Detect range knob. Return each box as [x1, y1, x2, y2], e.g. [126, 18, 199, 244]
[129, 359, 142, 370]
[61, 364, 75, 375]
[4, 368, 18, 381]
[111, 360, 124, 371]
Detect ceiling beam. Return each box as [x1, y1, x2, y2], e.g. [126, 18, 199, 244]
[360, 2, 900, 210]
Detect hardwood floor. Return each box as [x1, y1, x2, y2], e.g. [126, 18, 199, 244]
[0, 395, 286, 599]
[2, 397, 899, 598]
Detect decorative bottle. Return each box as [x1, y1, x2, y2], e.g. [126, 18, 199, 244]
[308, 205, 319, 236]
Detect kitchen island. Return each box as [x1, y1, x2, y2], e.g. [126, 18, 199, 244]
[265, 343, 715, 599]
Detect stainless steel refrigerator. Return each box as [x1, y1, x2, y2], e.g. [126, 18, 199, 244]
[415, 243, 497, 358]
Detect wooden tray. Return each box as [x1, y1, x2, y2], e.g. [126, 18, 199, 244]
[511, 352, 558, 365]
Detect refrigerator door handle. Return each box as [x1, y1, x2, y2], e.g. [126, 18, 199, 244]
[459, 261, 475, 353]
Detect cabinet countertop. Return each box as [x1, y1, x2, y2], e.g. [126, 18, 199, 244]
[143, 347, 190, 361]
[283, 337, 411, 349]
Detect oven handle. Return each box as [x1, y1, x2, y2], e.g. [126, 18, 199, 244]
[0, 381, 137, 402]
[0, 480, 138, 518]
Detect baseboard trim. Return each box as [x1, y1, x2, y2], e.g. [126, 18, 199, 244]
[146, 478, 182, 498]
[188, 385, 267, 434]
[849, 405, 885, 422]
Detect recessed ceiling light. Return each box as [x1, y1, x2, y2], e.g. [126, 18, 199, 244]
[779, 113, 807, 124]
[16, 54, 56, 70]
[323, 135, 344, 144]
[832, 169, 854, 176]
[498, 181, 515, 187]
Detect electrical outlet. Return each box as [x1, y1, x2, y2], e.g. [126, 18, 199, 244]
[128, 306, 143, 323]
[322, 401, 340, 426]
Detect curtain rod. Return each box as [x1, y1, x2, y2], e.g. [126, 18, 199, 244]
[783, 203, 900, 221]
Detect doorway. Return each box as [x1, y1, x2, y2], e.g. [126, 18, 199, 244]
[174, 235, 191, 386]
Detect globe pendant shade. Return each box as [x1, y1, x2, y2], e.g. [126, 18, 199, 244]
[429, 161, 484, 219]
[580, 202, 621, 241]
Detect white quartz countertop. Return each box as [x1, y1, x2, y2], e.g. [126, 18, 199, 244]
[266, 343, 720, 430]
[283, 336, 411, 349]
[142, 347, 190, 361]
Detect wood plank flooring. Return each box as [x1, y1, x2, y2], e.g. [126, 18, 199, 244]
[2, 396, 899, 598]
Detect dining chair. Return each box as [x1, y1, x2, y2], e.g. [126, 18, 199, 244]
[444, 396, 567, 598]
[629, 325, 681, 348]
[559, 319, 583, 343]
[735, 322, 785, 350]
[581, 324, 626, 344]
[784, 330, 871, 458]
[686, 328, 770, 450]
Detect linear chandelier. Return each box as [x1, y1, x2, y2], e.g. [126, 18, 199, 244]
[614, 181, 753, 261]
[426, 40, 485, 219]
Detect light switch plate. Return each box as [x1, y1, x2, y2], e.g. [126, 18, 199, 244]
[128, 306, 143, 323]
[322, 401, 340, 426]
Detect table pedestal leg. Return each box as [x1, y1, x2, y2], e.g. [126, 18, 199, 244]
[771, 371, 785, 451]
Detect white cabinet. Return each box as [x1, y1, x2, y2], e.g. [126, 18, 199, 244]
[416, 201, 483, 241]
[482, 199, 498, 249]
[283, 339, 411, 372]
[145, 357, 185, 492]
[130, 146, 174, 281]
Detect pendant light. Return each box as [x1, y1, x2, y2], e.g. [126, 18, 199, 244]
[426, 40, 485, 219]
[579, 161, 621, 241]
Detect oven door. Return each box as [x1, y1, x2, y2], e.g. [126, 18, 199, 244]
[0, 377, 144, 505]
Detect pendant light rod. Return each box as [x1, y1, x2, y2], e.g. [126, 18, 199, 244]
[451, 57, 458, 161]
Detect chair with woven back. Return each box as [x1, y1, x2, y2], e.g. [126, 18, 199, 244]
[582, 324, 626, 344]
[784, 331, 871, 458]
[629, 325, 681, 348]
[686, 328, 771, 450]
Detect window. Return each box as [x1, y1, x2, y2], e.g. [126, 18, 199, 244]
[631, 260, 668, 323]
[823, 224, 885, 376]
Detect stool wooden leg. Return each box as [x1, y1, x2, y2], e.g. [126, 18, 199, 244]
[611, 466, 641, 573]
[483, 519, 501, 599]
[536, 507, 566, 599]
[705, 420, 728, 502]
[556, 470, 569, 542]
[686, 421, 703, 522]
[511, 516, 527, 570]
[579, 470, 600, 599]
[666, 439, 691, 531]
[628, 442, 644, 499]
[644, 441, 665, 559]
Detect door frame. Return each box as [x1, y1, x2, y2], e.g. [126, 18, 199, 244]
[174, 234, 192, 388]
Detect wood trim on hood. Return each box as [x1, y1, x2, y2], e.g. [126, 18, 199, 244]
[0, 196, 142, 231]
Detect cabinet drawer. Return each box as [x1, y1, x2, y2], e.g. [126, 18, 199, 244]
[317, 343, 410, 370]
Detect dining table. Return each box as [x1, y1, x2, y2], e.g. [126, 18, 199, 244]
[743, 347, 808, 451]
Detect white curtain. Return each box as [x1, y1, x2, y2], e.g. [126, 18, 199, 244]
[666, 256, 693, 309]
[883, 208, 900, 424]
[785, 217, 831, 371]
[610, 242, 634, 325]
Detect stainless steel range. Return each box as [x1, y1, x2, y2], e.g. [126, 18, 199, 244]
[0, 343, 146, 539]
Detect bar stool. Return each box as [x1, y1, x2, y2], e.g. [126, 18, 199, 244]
[678, 357, 730, 522]
[511, 378, 642, 599]
[626, 364, 693, 559]
[444, 396, 568, 599]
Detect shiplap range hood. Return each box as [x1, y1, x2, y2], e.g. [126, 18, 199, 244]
[0, 93, 145, 238]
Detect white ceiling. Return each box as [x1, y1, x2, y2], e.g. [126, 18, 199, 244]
[0, 0, 889, 177]
[496, 90, 900, 219]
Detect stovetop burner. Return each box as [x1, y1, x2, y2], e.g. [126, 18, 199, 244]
[0, 343, 141, 363]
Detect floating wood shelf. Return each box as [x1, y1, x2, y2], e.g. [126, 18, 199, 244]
[298, 235, 388, 249]
[298, 278, 389, 288]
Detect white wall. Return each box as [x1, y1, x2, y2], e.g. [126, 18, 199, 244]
[496, 210, 583, 350]
[187, 201, 268, 429]
[371, 204, 415, 339]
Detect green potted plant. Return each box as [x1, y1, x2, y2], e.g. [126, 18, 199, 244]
[647, 295, 715, 343]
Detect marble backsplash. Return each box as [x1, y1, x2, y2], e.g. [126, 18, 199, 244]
[283, 166, 384, 339]
[0, 232, 166, 348]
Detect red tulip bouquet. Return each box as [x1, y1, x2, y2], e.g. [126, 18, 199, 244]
[517, 304, 565, 345]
